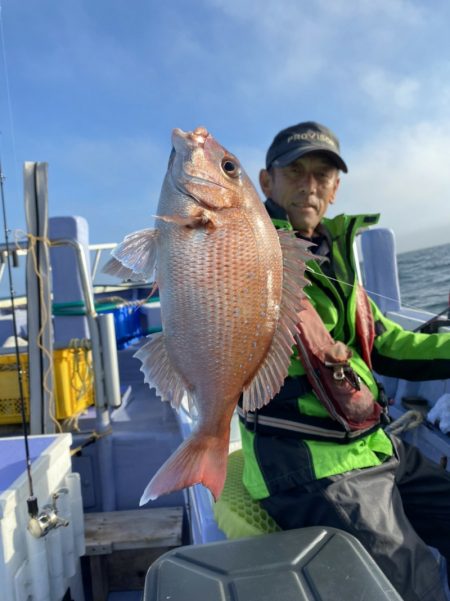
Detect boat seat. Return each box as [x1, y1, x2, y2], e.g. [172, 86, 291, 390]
[213, 449, 280, 538]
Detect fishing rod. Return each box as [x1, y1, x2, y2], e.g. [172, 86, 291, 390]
[0, 3, 69, 536]
[0, 160, 69, 537]
[412, 296, 450, 334]
[0, 158, 36, 510]
[0, 0, 42, 525]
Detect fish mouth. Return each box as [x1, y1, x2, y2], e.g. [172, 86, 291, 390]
[170, 127, 233, 208]
[172, 126, 209, 148]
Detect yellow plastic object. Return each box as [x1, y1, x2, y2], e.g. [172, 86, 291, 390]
[213, 450, 281, 539]
[0, 348, 94, 424]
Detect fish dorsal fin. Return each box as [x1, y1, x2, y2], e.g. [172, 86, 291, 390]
[103, 228, 158, 280]
[242, 230, 313, 413]
[134, 333, 194, 411]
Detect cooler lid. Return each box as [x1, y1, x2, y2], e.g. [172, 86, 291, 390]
[144, 526, 403, 601]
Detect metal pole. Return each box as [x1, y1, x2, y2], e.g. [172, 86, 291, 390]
[51, 238, 116, 511]
[91, 249, 102, 279]
[97, 312, 121, 409]
[24, 162, 54, 434]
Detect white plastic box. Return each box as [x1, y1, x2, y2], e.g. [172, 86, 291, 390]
[0, 434, 85, 601]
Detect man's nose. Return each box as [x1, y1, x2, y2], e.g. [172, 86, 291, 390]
[299, 172, 318, 193]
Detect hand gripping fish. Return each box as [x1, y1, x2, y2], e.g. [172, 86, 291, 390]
[104, 126, 312, 504]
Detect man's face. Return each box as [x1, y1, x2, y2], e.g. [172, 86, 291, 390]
[259, 153, 340, 237]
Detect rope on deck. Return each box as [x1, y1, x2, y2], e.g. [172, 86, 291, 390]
[385, 409, 424, 436]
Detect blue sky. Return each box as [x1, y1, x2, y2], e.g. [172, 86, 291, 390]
[1, 0, 450, 257]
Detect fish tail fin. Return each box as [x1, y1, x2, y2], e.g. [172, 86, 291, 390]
[139, 433, 229, 505]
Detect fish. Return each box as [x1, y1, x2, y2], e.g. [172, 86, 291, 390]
[104, 126, 312, 504]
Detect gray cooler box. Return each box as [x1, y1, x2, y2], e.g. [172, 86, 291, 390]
[144, 526, 403, 601]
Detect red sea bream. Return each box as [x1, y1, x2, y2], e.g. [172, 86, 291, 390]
[105, 126, 312, 504]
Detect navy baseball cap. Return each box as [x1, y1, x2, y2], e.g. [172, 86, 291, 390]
[265, 121, 348, 172]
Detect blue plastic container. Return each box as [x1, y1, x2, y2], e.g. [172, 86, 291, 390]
[97, 303, 143, 349]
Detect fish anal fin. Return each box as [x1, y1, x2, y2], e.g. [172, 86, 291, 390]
[139, 433, 229, 503]
[242, 230, 314, 413]
[134, 333, 190, 409]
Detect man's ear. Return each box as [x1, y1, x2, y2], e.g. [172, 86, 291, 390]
[259, 168, 273, 198]
[329, 176, 340, 204]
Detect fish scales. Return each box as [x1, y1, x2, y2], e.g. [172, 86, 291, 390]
[104, 126, 313, 502]
[158, 211, 282, 406]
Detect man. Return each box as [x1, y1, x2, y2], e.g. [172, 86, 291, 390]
[239, 121, 450, 601]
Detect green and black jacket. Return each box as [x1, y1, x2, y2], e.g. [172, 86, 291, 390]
[240, 199, 450, 500]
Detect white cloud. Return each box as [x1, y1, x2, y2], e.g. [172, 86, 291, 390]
[209, 0, 425, 28]
[359, 69, 420, 112]
[317, 0, 425, 23]
[203, 0, 432, 94]
[337, 120, 450, 251]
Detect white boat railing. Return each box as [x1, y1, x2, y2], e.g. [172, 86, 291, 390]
[0, 239, 117, 284]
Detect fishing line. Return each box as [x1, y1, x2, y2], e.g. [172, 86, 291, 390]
[304, 265, 450, 319]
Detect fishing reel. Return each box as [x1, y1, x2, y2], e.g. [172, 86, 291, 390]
[27, 488, 70, 539]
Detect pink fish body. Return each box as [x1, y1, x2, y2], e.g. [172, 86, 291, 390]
[105, 127, 311, 504]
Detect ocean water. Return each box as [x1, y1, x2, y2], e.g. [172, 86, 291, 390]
[397, 242, 450, 315]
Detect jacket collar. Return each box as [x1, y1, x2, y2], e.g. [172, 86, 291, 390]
[264, 197, 289, 221]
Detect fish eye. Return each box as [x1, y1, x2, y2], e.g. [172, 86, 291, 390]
[221, 157, 240, 178]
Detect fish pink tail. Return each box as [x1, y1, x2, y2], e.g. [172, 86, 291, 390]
[139, 433, 230, 505]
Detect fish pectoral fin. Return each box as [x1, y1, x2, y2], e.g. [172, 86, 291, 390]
[157, 207, 219, 231]
[102, 228, 158, 280]
[242, 230, 314, 413]
[134, 332, 192, 410]
[102, 257, 147, 282]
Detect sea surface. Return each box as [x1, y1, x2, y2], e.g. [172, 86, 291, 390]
[397, 242, 450, 315]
